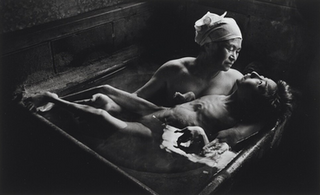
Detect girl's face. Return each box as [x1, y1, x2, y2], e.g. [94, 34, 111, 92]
[236, 71, 277, 100]
[206, 38, 242, 71]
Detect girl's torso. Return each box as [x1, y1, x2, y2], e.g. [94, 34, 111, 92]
[150, 95, 237, 137]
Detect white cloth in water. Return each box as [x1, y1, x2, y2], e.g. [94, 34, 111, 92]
[160, 125, 237, 169]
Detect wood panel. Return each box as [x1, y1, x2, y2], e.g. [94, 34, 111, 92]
[2, 2, 150, 55]
[2, 43, 53, 89]
[1, 2, 152, 93]
[51, 23, 114, 72]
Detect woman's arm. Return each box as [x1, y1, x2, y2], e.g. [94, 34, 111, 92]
[208, 122, 263, 147]
[133, 60, 179, 99]
[133, 71, 166, 100]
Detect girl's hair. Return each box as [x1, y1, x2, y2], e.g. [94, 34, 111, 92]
[239, 80, 294, 124]
[267, 80, 294, 121]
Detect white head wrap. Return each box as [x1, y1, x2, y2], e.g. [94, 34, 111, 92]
[195, 12, 242, 46]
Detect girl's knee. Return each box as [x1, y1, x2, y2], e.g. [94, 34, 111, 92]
[92, 93, 104, 100]
[101, 84, 114, 93]
[91, 93, 121, 112]
[92, 93, 112, 103]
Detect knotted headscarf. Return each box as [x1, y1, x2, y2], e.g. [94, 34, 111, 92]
[195, 12, 242, 46]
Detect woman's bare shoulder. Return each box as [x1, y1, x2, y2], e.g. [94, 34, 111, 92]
[161, 57, 196, 71]
[225, 68, 243, 79]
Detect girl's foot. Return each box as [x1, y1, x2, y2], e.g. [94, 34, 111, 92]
[24, 92, 58, 112]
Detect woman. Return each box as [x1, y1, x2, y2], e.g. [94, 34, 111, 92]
[60, 12, 243, 106]
[134, 11, 243, 106]
[47, 12, 252, 146]
[24, 72, 293, 154]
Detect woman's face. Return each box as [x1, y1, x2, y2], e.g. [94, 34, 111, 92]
[236, 71, 277, 100]
[206, 38, 242, 71]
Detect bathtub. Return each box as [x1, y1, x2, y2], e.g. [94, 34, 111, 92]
[18, 52, 290, 195]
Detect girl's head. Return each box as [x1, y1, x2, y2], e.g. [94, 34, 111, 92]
[236, 71, 294, 123]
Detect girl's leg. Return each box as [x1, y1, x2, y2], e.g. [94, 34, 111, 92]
[27, 92, 153, 138]
[74, 93, 122, 114]
[65, 98, 153, 138]
[98, 85, 164, 116]
[63, 84, 163, 116]
[62, 85, 110, 102]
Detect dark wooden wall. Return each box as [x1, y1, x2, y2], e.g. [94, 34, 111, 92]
[1, 2, 152, 99]
[0, 0, 133, 34]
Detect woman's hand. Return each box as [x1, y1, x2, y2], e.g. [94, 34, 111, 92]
[213, 128, 240, 147]
[174, 126, 209, 154]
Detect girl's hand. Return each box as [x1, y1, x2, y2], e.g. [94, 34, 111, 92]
[174, 126, 208, 154]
